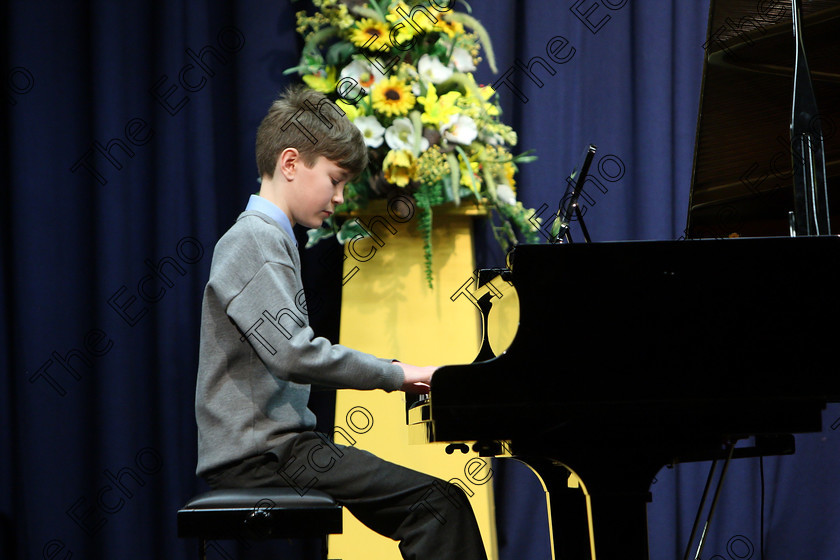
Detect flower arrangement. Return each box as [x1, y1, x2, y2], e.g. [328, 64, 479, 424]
[287, 0, 540, 286]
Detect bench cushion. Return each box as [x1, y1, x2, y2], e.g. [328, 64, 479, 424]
[177, 488, 343, 539]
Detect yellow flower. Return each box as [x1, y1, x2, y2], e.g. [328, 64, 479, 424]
[478, 86, 500, 116]
[372, 76, 415, 117]
[503, 161, 516, 187]
[386, 3, 460, 45]
[383, 149, 416, 187]
[435, 17, 465, 38]
[457, 74, 499, 118]
[302, 66, 337, 93]
[418, 83, 461, 127]
[460, 158, 481, 190]
[386, 2, 437, 32]
[416, 145, 450, 184]
[385, 2, 408, 24]
[336, 98, 363, 122]
[350, 18, 389, 48]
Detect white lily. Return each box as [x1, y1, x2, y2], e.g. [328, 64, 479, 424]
[449, 47, 476, 72]
[441, 114, 478, 145]
[385, 117, 429, 153]
[496, 183, 517, 206]
[354, 116, 385, 148]
[417, 54, 453, 84]
[478, 130, 503, 146]
[339, 59, 380, 99]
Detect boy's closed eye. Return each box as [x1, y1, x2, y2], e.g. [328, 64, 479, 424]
[332, 171, 350, 186]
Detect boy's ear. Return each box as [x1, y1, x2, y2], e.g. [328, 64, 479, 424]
[277, 148, 299, 181]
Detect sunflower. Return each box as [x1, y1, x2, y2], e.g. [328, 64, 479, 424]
[372, 76, 415, 117]
[349, 18, 389, 49]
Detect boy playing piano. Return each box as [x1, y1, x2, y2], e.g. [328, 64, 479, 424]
[193, 85, 487, 559]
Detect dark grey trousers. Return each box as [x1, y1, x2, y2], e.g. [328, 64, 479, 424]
[204, 432, 488, 560]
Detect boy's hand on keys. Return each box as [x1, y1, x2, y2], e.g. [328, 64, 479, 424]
[396, 362, 437, 394]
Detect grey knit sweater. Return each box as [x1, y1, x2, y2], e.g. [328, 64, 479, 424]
[195, 210, 404, 476]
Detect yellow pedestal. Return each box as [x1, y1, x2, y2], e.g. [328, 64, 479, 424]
[329, 199, 503, 560]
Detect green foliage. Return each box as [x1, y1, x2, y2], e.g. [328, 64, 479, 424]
[414, 182, 447, 288]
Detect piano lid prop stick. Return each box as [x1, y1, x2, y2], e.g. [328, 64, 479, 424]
[790, 0, 831, 235]
[688, 442, 737, 560]
[682, 458, 720, 560]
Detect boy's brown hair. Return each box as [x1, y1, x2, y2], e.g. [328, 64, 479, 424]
[256, 85, 368, 180]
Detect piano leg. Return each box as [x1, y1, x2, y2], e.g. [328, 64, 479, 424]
[520, 456, 662, 560]
[519, 458, 594, 560]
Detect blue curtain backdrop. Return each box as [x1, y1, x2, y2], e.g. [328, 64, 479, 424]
[3, 1, 840, 559]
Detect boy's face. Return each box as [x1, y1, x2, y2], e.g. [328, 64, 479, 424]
[289, 155, 349, 229]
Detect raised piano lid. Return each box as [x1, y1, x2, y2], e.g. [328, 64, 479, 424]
[686, 0, 840, 239]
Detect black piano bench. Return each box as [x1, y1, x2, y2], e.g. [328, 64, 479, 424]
[177, 487, 343, 560]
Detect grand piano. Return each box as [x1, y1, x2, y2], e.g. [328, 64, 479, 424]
[408, 1, 840, 559]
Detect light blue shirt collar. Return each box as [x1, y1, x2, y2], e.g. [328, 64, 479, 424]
[245, 194, 296, 245]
